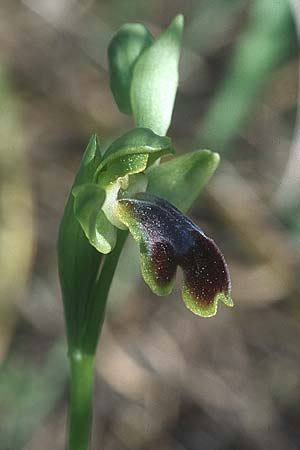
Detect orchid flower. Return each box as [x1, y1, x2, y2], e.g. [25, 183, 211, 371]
[57, 15, 233, 450]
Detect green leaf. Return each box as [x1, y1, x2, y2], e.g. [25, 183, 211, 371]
[131, 15, 184, 136]
[57, 135, 103, 349]
[73, 183, 116, 254]
[95, 128, 173, 179]
[108, 23, 153, 114]
[147, 150, 220, 213]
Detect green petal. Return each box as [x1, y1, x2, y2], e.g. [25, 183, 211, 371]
[131, 15, 184, 136]
[73, 183, 116, 254]
[147, 150, 220, 213]
[99, 154, 149, 187]
[108, 23, 153, 114]
[95, 128, 173, 183]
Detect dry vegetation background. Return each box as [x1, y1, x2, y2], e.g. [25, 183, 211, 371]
[0, 0, 299, 449]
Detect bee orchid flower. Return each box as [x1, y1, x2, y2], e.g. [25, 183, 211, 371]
[68, 127, 233, 320]
[116, 192, 232, 317]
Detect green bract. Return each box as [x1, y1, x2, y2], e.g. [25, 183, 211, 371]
[108, 15, 183, 136]
[131, 15, 183, 135]
[108, 23, 153, 114]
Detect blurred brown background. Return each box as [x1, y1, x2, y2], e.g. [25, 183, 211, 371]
[0, 0, 299, 449]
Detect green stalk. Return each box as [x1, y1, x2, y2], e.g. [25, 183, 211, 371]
[83, 229, 128, 355]
[67, 230, 128, 450]
[68, 353, 94, 450]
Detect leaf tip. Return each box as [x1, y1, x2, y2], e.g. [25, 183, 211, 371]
[199, 149, 220, 166]
[210, 150, 220, 165]
[173, 14, 184, 30]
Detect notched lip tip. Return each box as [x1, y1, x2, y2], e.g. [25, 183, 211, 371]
[184, 291, 234, 318]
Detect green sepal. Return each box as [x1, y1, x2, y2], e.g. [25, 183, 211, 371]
[57, 135, 103, 350]
[95, 128, 173, 182]
[131, 15, 184, 136]
[72, 183, 116, 254]
[108, 23, 153, 115]
[147, 150, 219, 213]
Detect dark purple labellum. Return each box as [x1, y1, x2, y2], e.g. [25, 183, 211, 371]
[116, 192, 233, 317]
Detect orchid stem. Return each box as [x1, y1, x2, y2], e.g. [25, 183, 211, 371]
[67, 230, 128, 450]
[68, 353, 94, 450]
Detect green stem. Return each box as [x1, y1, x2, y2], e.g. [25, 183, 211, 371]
[67, 230, 128, 450]
[68, 352, 94, 450]
[84, 229, 128, 354]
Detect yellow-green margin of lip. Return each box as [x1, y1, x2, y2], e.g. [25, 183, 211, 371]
[116, 199, 176, 296]
[140, 252, 176, 296]
[182, 287, 234, 318]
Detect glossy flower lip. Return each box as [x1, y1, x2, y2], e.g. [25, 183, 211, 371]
[116, 192, 233, 317]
